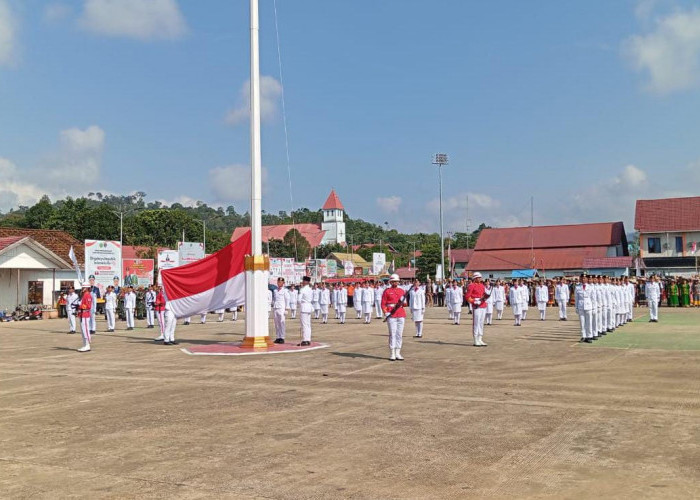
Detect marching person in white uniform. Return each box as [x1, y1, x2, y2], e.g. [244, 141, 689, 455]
[492, 280, 505, 320]
[509, 281, 522, 326]
[66, 286, 79, 334]
[575, 275, 594, 343]
[555, 278, 570, 320]
[124, 286, 136, 330]
[319, 282, 331, 324]
[409, 279, 426, 337]
[311, 284, 321, 320]
[484, 281, 494, 325]
[519, 282, 529, 321]
[536, 280, 549, 320]
[450, 282, 463, 325]
[289, 285, 298, 319]
[337, 284, 348, 324]
[445, 282, 454, 320]
[273, 278, 291, 344]
[104, 285, 117, 332]
[374, 282, 384, 319]
[353, 283, 363, 319]
[361, 282, 374, 324]
[298, 276, 314, 345]
[645, 275, 661, 322]
[145, 285, 156, 329]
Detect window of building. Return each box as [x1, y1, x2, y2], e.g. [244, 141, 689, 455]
[647, 237, 661, 254]
[28, 281, 44, 304]
[60, 280, 75, 292]
[675, 237, 683, 253]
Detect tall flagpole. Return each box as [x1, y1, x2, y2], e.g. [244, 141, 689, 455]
[242, 0, 272, 347]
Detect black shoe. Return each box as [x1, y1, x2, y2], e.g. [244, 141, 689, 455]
[600, 332, 607, 336]
[585, 338, 593, 343]
[580, 338, 587, 343]
[273, 338, 283, 344]
[90, 330, 95, 334]
[170, 341, 178, 345]
[68, 331, 75, 334]
[184, 322, 190, 325]
[164, 341, 172, 345]
[300, 341, 311, 346]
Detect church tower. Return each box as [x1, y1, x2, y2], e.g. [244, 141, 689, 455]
[320, 189, 346, 245]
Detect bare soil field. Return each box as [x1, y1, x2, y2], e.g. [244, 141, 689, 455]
[1, 306, 698, 499]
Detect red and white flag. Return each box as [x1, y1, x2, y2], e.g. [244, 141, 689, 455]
[161, 231, 251, 318]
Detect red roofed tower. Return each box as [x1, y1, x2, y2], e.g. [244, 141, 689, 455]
[321, 189, 346, 245]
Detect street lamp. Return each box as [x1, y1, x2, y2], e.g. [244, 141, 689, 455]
[195, 219, 207, 254]
[433, 153, 449, 281]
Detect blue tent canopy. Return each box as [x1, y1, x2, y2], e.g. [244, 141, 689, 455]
[511, 269, 538, 278]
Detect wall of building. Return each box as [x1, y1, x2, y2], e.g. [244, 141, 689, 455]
[0, 269, 79, 311]
[640, 231, 700, 258]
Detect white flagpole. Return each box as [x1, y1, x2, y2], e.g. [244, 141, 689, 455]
[242, 0, 272, 347]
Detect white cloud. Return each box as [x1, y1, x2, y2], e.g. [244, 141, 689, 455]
[209, 164, 269, 203]
[43, 3, 72, 23]
[0, 126, 106, 212]
[78, 0, 187, 40]
[376, 196, 402, 214]
[0, 0, 18, 66]
[623, 7, 700, 93]
[225, 76, 283, 125]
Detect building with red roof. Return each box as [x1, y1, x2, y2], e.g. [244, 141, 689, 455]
[635, 196, 700, 277]
[466, 222, 629, 279]
[0, 228, 84, 309]
[231, 190, 347, 255]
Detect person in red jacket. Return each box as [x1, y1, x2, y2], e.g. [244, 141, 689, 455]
[153, 286, 167, 341]
[77, 282, 93, 352]
[381, 274, 407, 361]
[466, 272, 490, 347]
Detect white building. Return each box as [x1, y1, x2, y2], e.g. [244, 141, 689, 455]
[0, 229, 83, 312]
[320, 189, 346, 245]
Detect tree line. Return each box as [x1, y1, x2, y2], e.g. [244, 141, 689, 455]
[0, 192, 489, 277]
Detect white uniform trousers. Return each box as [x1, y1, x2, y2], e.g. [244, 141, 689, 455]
[231, 309, 238, 321]
[387, 317, 405, 349]
[164, 310, 176, 342]
[597, 307, 603, 334]
[157, 310, 166, 335]
[578, 310, 593, 339]
[538, 301, 547, 320]
[472, 307, 486, 342]
[557, 300, 567, 320]
[200, 313, 207, 323]
[80, 316, 92, 346]
[375, 299, 383, 318]
[106, 308, 115, 330]
[125, 307, 135, 328]
[649, 300, 659, 321]
[300, 312, 312, 342]
[274, 309, 286, 340]
[290, 306, 296, 319]
[591, 309, 597, 336]
[68, 312, 76, 332]
[628, 300, 634, 321]
[146, 308, 155, 327]
[89, 311, 96, 332]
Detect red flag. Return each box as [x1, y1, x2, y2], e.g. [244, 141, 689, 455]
[162, 231, 251, 318]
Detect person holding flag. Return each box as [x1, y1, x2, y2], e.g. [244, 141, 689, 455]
[466, 272, 490, 347]
[381, 274, 407, 361]
[77, 282, 93, 352]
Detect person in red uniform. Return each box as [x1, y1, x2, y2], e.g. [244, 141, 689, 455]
[153, 286, 167, 342]
[465, 272, 489, 347]
[381, 273, 407, 361]
[77, 282, 93, 352]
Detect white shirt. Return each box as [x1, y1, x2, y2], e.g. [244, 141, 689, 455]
[298, 285, 314, 313]
[409, 286, 426, 310]
[319, 288, 331, 305]
[575, 284, 593, 312]
[66, 292, 79, 314]
[124, 292, 136, 309]
[104, 291, 117, 311]
[645, 282, 661, 302]
[273, 287, 290, 310]
[535, 285, 549, 302]
[555, 284, 570, 301]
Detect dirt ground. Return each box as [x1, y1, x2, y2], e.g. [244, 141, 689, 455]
[1, 306, 698, 499]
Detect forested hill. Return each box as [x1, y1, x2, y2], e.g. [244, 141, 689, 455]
[0, 192, 488, 272]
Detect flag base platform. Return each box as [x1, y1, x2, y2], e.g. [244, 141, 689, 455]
[181, 341, 329, 356]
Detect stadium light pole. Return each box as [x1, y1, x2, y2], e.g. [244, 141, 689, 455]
[242, 0, 272, 348]
[433, 153, 448, 282]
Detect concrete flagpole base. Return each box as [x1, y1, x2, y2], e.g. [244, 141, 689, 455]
[241, 254, 273, 348]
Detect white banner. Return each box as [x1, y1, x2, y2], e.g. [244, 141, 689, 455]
[344, 260, 354, 276]
[84, 240, 122, 295]
[157, 250, 180, 285]
[436, 264, 444, 281]
[282, 258, 296, 283]
[372, 252, 386, 275]
[178, 242, 205, 266]
[294, 263, 306, 284]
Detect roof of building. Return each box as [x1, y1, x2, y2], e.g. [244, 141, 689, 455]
[0, 228, 84, 265]
[322, 189, 344, 211]
[467, 246, 610, 271]
[582, 256, 634, 269]
[351, 243, 398, 254]
[475, 222, 626, 250]
[634, 196, 700, 232]
[395, 266, 417, 279]
[122, 245, 171, 259]
[231, 224, 326, 248]
[327, 252, 369, 266]
[450, 249, 474, 262]
[0, 236, 24, 252]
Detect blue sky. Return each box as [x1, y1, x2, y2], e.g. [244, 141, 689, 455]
[1, 0, 699, 234]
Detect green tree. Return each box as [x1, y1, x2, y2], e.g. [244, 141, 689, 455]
[283, 229, 311, 260]
[415, 243, 442, 279]
[24, 195, 54, 229]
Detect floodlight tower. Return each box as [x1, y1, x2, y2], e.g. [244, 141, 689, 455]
[433, 153, 449, 282]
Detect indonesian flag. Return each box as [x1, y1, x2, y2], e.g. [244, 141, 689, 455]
[161, 231, 251, 318]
